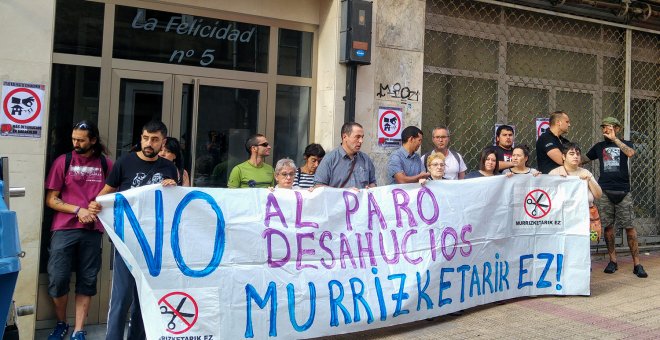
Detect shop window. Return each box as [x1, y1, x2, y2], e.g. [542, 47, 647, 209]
[277, 29, 313, 77]
[507, 44, 597, 84]
[273, 85, 311, 166]
[41, 64, 101, 271]
[113, 6, 269, 72]
[53, 0, 104, 56]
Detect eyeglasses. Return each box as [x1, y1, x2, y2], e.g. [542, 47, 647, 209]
[429, 163, 445, 167]
[279, 172, 296, 178]
[433, 136, 449, 139]
[255, 142, 270, 147]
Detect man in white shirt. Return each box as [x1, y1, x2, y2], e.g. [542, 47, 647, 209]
[421, 126, 466, 180]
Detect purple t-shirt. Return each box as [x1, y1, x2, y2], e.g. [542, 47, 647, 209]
[45, 152, 113, 232]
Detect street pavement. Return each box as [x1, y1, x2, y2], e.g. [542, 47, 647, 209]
[36, 250, 660, 339]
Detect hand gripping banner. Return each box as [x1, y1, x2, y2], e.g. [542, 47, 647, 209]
[96, 175, 591, 339]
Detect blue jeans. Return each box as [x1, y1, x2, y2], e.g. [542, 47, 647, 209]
[106, 250, 145, 340]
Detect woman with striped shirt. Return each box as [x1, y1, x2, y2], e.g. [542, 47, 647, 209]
[294, 143, 325, 189]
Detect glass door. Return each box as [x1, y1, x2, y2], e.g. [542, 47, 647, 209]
[173, 76, 267, 187]
[108, 70, 173, 158]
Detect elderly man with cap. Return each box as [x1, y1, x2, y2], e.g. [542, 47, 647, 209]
[585, 116, 647, 278]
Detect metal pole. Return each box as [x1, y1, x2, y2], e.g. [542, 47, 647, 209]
[344, 63, 358, 123]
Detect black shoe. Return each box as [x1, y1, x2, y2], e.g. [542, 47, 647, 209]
[604, 261, 618, 274]
[633, 264, 648, 278]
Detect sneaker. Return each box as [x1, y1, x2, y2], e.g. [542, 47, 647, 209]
[47, 321, 69, 340]
[633, 264, 648, 278]
[70, 331, 86, 340]
[604, 261, 618, 274]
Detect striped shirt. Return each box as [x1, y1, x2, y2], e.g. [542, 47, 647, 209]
[293, 168, 315, 188]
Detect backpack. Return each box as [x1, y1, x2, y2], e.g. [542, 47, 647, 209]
[64, 152, 108, 177]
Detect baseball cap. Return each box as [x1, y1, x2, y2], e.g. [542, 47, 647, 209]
[600, 116, 621, 127]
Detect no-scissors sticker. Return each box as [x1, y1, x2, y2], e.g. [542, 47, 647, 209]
[159, 291, 199, 334]
[1, 81, 45, 138]
[524, 189, 552, 219]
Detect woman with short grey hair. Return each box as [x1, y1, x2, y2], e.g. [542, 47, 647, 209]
[273, 158, 298, 189]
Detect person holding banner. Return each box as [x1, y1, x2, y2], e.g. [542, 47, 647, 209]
[424, 152, 447, 181]
[293, 143, 325, 189]
[314, 122, 376, 189]
[503, 145, 540, 177]
[228, 133, 275, 188]
[88, 120, 178, 340]
[388, 126, 429, 184]
[536, 111, 571, 174]
[465, 147, 499, 179]
[584, 117, 647, 278]
[273, 158, 298, 189]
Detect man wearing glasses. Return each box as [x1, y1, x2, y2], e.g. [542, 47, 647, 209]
[228, 133, 275, 188]
[44, 120, 112, 340]
[421, 126, 466, 180]
[387, 125, 429, 184]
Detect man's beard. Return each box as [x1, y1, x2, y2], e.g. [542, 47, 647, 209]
[74, 146, 90, 154]
[142, 147, 157, 158]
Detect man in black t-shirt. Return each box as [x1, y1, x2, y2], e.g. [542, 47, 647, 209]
[586, 117, 647, 278]
[536, 111, 571, 174]
[495, 124, 514, 173]
[89, 120, 178, 339]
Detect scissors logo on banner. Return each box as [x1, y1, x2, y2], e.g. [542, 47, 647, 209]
[524, 189, 551, 219]
[158, 291, 199, 334]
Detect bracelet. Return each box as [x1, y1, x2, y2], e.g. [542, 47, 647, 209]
[73, 206, 81, 216]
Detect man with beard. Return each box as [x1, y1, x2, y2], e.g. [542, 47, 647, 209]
[44, 120, 112, 340]
[88, 120, 178, 339]
[228, 133, 275, 188]
[495, 124, 515, 173]
[586, 117, 647, 278]
[314, 122, 376, 188]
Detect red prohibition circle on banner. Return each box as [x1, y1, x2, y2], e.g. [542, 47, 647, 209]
[158, 291, 199, 335]
[537, 121, 550, 138]
[524, 189, 552, 219]
[3, 87, 42, 124]
[379, 110, 402, 138]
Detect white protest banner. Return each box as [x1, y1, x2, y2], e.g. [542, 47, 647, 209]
[96, 175, 591, 339]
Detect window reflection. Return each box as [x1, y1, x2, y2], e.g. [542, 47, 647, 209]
[274, 85, 311, 166]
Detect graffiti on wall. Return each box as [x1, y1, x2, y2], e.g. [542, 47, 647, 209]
[377, 82, 420, 102]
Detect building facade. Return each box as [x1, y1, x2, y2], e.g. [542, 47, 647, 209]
[0, 0, 657, 337]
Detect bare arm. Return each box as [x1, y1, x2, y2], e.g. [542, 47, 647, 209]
[88, 184, 117, 214]
[46, 190, 97, 224]
[46, 190, 78, 214]
[612, 138, 635, 158]
[498, 160, 514, 171]
[547, 148, 564, 166]
[393, 171, 430, 184]
[458, 171, 465, 180]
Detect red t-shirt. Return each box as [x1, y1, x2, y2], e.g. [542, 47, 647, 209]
[45, 152, 113, 232]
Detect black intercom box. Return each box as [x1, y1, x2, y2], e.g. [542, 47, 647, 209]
[340, 0, 372, 64]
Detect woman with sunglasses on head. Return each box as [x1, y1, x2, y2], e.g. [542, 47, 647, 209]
[503, 145, 540, 177]
[294, 143, 325, 189]
[158, 137, 190, 187]
[465, 147, 499, 179]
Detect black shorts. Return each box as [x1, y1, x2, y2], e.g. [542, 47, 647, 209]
[47, 229, 102, 297]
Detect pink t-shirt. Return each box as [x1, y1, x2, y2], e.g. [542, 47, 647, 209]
[45, 152, 113, 232]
